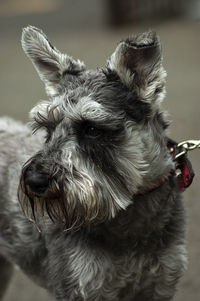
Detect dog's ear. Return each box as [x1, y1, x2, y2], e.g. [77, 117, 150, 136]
[21, 26, 85, 96]
[108, 31, 166, 104]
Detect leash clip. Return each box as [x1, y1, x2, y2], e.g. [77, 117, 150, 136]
[176, 140, 200, 159]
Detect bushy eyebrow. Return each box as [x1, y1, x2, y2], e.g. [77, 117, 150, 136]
[64, 95, 125, 128]
[31, 104, 64, 133]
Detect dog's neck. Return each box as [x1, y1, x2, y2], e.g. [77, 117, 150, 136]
[86, 176, 180, 254]
[137, 173, 173, 195]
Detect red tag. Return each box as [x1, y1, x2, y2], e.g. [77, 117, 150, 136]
[176, 156, 195, 191]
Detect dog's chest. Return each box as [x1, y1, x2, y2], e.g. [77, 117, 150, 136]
[65, 240, 158, 301]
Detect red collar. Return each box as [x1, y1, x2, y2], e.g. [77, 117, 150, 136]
[139, 138, 195, 195]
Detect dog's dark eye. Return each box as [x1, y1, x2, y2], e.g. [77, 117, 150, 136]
[85, 126, 102, 138]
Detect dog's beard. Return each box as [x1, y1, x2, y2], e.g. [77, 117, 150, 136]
[18, 165, 132, 231]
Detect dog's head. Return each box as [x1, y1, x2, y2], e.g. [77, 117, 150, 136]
[19, 26, 173, 230]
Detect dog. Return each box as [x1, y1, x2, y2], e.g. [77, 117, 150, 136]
[0, 26, 187, 301]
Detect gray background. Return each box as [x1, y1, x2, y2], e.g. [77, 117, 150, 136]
[0, 1, 200, 300]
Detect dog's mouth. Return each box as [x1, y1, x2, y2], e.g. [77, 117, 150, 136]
[25, 184, 60, 200]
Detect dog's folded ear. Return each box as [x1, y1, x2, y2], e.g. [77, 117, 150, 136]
[108, 31, 166, 104]
[21, 26, 85, 96]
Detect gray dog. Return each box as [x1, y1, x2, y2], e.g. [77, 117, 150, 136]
[0, 26, 187, 301]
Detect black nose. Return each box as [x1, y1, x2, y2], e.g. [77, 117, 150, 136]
[25, 171, 49, 194]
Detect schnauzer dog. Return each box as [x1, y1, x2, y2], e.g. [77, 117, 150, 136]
[0, 26, 187, 301]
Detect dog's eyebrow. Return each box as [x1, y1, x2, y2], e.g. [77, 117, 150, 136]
[65, 96, 122, 125]
[30, 101, 64, 134]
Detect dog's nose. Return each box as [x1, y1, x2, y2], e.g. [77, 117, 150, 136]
[25, 172, 49, 194]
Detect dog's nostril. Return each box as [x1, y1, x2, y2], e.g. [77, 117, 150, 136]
[25, 172, 49, 194]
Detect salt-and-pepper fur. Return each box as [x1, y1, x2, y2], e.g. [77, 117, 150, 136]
[0, 26, 187, 301]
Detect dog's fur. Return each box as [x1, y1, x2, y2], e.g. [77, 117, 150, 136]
[0, 26, 187, 301]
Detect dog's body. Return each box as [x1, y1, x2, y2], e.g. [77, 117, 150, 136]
[0, 27, 187, 301]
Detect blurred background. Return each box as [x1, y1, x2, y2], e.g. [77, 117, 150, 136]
[0, 0, 200, 300]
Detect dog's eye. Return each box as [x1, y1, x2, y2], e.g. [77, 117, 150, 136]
[85, 126, 102, 138]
